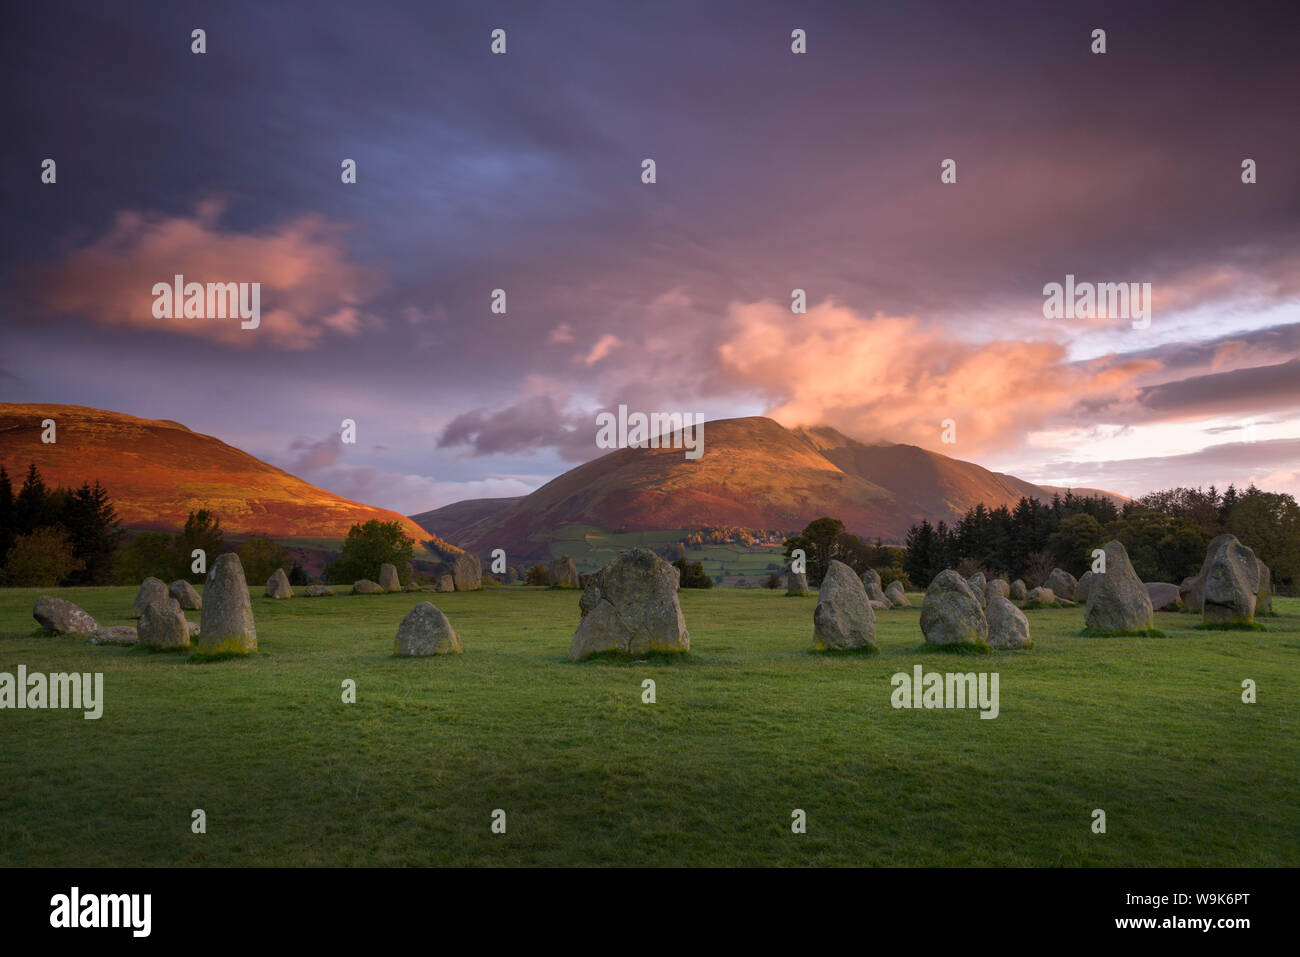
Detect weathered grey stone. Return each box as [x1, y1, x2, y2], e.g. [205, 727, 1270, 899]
[967, 572, 987, 605]
[786, 571, 812, 596]
[304, 584, 335, 597]
[549, 555, 580, 587]
[868, 599, 890, 611]
[1180, 533, 1237, 613]
[353, 579, 384, 595]
[394, 601, 462, 656]
[1145, 582, 1181, 612]
[402, 581, 422, 592]
[265, 567, 293, 599]
[169, 579, 202, 610]
[197, 553, 257, 655]
[1084, 540, 1154, 633]
[1026, 587, 1057, 605]
[569, 548, 689, 660]
[1009, 579, 1028, 601]
[139, 597, 191, 649]
[986, 595, 1032, 649]
[378, 563, 401, 592]
[435, 574, 455, 593]
[89, 625, 138, 646]
[1074, 570, 1095, 605]
[860, 568, 888, 604]
[33, 596, 98, 636]
[1045, 568, 1078, 601]
[1203, 539, 1260, 625]
[131, 577, 169, 618]
[984, 579, 1009, 606]
[453, 553, 482, 591]
[920, 570, 988, 646]
[1255, 558, 1273, 614]
[885, 579, 911, 607]
[814, 560, 876, 651]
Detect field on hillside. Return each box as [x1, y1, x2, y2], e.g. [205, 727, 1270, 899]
[548, 525, 785, 583]
[1, 585, 1297, 867]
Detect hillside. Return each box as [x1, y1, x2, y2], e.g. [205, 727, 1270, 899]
[0, 403, 455, 549]
[411, 416, 1126, 558]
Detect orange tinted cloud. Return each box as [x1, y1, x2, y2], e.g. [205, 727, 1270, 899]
[715, 299, 1160, 454]
[37, 201, 376, 348]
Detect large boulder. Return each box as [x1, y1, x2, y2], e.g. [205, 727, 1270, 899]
[1255, 558, 1273, 614]
[885, 580, 911, 607]
[33, 596, 98, 636]
[786, 571, 811, 596]
[984, 579, 1009, 605]
[569, 549, 689, 660]
[131, 577, 169, 618]
[814, 560, 877, 650]
[967, 572, 987, 605]
[1073, 570, 1096, 604]
[138, 597, 191, 650]
[1145, 582, 1181, 612]
[1026, 587, 1056, 605]
[1009, 579, 1028, 601]
[986, 595, 1032, 650]
[549, 555, 580, 588]
[860, 568, 888, 604]
[169, 579, 202, 610]
[453, 553, 482, 591]
[920, 570, 988, 646]
[89, 625, 138, 646]
[266, 567, 293, 599]
[394, 602, 462, 656]
[1084, 540, 1154, 633]
[1045, 568, 1078, 601]
[353, 579, 384, 595]
[1203, 539, 1260, 626]
[378, 563, 401, 593]
[1179, 533, 1239, 613]
[197, 553, 257, 655]
[304, 584, 335, 597]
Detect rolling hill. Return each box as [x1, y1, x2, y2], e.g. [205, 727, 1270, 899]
[0, 403, 455, 550]
[410, 416, 1125, 559]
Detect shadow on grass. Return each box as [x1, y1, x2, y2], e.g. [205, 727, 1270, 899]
[570, 649, 697, 666]
[1078, 627, 1168, 638]
[910, 642, 992, 656]
[807, 644, 881, 657]
[185, 650, 259, 663]
[1194, 621, 1267, 632]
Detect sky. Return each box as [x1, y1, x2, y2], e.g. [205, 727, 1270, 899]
[2, 0, 1299, 515]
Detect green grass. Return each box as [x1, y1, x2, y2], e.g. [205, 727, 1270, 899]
[1, 586, 1297, 867]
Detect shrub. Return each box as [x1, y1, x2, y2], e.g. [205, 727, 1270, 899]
[4, 526, 84, 586]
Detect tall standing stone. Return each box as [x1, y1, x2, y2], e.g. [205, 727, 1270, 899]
[920, 570, 988, 646]
[198, 553, 257, 655]
[786, 571, 811, 596]
[1255, 558, 1273, 615]
[1179, 533, 1238, 613]
[1203, 539, 1260, 626]
[1010, 579, 1028, 601]
[452, 553, 482, 591]
[1074, 570, 1095, 605]
[986, 595, 1032, 649]
[266, 567, 294, 599]
[131, 577, 169, 618]
[549, 555, 580, 587]
[1084, 540, 1154, 633]
[814, 560, 876, 651]
[169, 579, 202, 610]
[138, 598, 191, 650]
[860, 568, 888, 604]
[378, 562, 401, 593]
[394, 602, 462, 656]
[569, 549, 689, 660]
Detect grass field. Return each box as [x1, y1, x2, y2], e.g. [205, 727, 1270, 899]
[548, 524, 785, 583]
[1, 585, 1297, 867]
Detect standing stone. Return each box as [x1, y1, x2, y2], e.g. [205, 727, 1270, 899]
[569, 548, 689, 660]
[967, 572, 987, 605]
[984, 579, 1009, 605]
[1026, 587, 1057, 605]
[1009, 579, 1028, 601]
[1045, 568, 1078, 601]
[1203, 539, 1260, 626]
[169, 579, 202, 610]
[814, 560, 876, 651]
[920, 570, 988, 646]
[860, 568, 888, 604]
[787, 571, 811, 596]
[138, 597, 191, 650]
[353, 579, 384, 595]
[378, 562, 401, 593]
[131, 577, 169, 618]
[1084, 540, 1154, 634]
[33, 596, 98, 636]
[452, 553, 482, 591]
[198, 553, 257, 655]
[885, 579, 911, 607]
[402, 581, 422, 592]
[1074, 570, 1095, 605]
[986, 595, 1032, 649]
[304, 584, 335, 597]
[1255, 558, 1273, 615]
[394, 602, 462, 656]
[549, 555, 580, 587]
[1145, 582, 1181, 612]
[266, 567, 294, 599]
[1179, 533, 1238, 613]
[436, 573, 455, 593]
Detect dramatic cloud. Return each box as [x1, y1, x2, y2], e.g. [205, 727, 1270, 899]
[36, 201, 376, 349]
[438, 391, 598, 462]
[714, 299, 1160, 454]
